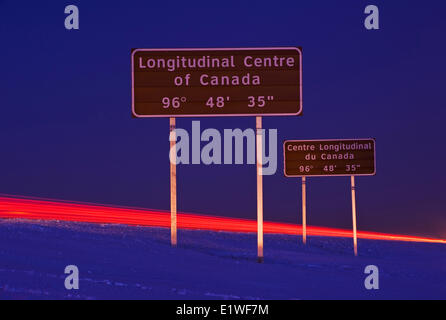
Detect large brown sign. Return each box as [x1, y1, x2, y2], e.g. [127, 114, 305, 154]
[284, 139, 376, 177]
[131, 47, 302, 117]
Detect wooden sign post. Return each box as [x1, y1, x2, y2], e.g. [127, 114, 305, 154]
[132, 47, 303, 260]
[283, 139, 376, 255]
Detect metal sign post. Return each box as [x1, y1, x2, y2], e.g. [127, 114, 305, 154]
[302, 177, 307, 245]
[350, 176, 358, 256]
[256, 116, 264, 263]
[169, 117, 177, 247]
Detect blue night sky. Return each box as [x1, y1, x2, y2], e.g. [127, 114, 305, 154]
[1, 1, 445, 237]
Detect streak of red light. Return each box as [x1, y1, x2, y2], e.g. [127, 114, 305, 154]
[0, 195, 444, 244]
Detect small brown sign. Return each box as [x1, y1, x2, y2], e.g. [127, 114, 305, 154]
[131, 47, 302, 117]
[284, 139, 376, 177]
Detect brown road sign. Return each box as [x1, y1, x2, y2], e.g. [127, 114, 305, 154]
[284, 139, 376, 177]
[131, 47, 302, 117]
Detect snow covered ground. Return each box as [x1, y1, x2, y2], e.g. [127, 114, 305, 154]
[0, 219, 444, 300]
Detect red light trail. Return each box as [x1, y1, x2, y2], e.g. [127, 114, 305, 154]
[0, 195, 444, 244]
